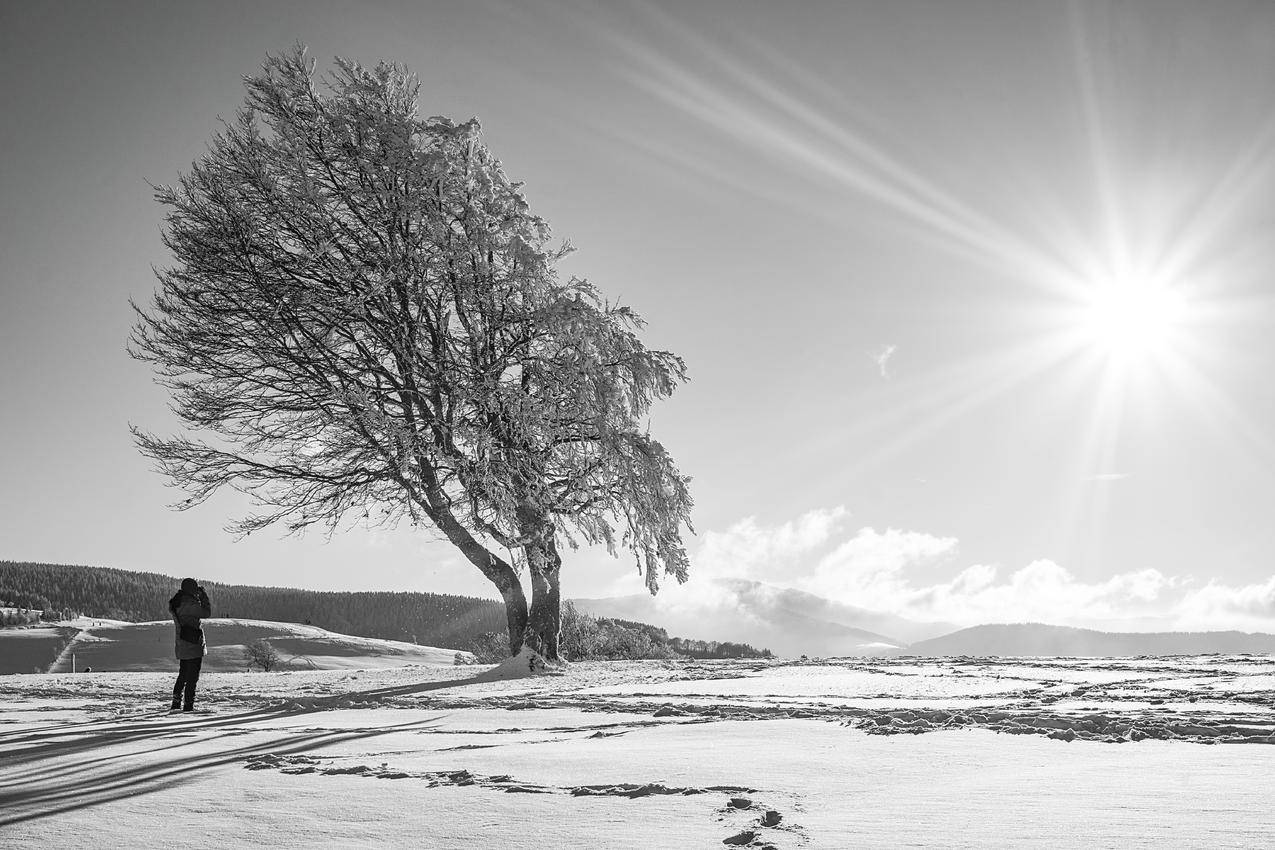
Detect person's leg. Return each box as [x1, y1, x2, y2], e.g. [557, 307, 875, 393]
[172, 661, 188, 709]
[182, 657, 202, 710]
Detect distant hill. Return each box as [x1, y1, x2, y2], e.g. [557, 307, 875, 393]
[905, 623, 1275, 657]
[0, 561, 505, 649]
[573, 578, 951, 657]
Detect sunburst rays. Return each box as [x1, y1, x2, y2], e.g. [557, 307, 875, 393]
[565, 0, 1275, 557]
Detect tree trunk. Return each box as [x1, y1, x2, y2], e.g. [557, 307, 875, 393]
[523, 536, 562, 661]
[456, 541, 529, 657]
[421, 499, 529, 656]
[498, 578, 530, 657]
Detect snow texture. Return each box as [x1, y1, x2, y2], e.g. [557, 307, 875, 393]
[1, 655, 1272, 847]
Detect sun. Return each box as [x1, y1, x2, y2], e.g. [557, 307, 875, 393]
[1080, 273, 1188, 362]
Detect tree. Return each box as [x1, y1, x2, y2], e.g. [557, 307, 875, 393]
[245, 638, 281, 672]
[130, 47, 693, 660]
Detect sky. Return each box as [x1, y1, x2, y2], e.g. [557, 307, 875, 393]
[2, 0, 1275, 631]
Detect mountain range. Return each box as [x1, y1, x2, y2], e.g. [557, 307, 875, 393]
[575, 577, 1275, 658]
[906, 623, 1275, 657]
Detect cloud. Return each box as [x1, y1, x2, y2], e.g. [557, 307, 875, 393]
[800, 527, 1193, 628]
[637, 506, 851, 615]
[1174, 576, 1275, 631]
[692, 506, 850, 583]
[807, 530, 1274, 631]
[674, 506, 1275, 632]
[803, 527, 958, 605]
[869, 344, 897, 379]
[898, 561, 1180, 627]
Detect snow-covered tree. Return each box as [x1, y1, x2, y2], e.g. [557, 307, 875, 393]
[245, 638, 281, 672]
[130, 47, 693, 659]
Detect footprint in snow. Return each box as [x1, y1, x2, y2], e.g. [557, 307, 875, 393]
[720, 798, 800, 847]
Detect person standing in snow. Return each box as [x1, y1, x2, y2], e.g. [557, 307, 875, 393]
[168, 578, 211, 711]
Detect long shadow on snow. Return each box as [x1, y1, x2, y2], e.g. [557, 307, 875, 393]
[0, 671, 495, 756]
[0, 671, 501, 825]
[0, 716, 446, 826]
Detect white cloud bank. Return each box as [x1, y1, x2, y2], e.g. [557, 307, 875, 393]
[683, 506, 1275, 632]
[693, 506, 849, 582]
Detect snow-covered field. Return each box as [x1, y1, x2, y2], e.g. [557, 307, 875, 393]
[2, 655, 1272, 848]
[0, 618, 470, 675]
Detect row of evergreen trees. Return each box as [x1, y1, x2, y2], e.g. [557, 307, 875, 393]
[667, 637, 775, 660]
[0, 561, 505, 648]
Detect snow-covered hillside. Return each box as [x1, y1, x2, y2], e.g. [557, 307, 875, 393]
[0, 625, 79, 674]
[0, 618, 469, 675]
[1, 656, 1272, 847]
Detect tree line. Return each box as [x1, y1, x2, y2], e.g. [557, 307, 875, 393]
[467, 601, 772, 662]
[0, 606, 52, 626]
[0, 561, 505, 647]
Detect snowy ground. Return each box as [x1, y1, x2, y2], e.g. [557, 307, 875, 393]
[1, 655, 1272, 848]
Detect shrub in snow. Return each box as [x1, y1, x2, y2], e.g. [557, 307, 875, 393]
[467, 631, 511, 664]
[244, 638, 281, 672]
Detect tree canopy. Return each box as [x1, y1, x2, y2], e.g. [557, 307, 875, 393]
[130, 47, 693, 657]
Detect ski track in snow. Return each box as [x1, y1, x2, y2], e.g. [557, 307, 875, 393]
[0, 656, 1272, 847]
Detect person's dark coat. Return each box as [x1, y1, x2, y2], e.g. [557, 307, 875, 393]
[169, 590, 211, 661]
